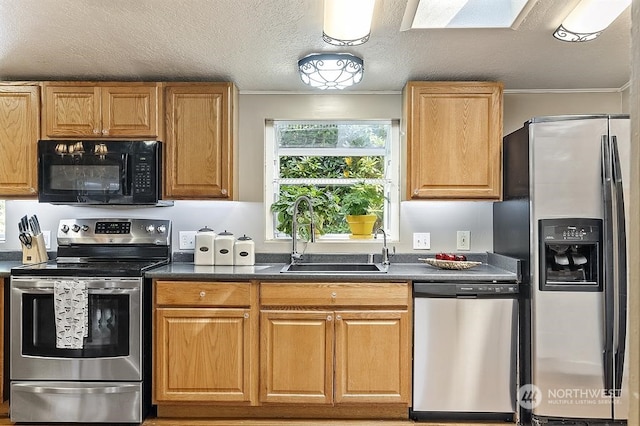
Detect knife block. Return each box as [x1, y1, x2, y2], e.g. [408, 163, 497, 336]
[22, 234, 48, 265]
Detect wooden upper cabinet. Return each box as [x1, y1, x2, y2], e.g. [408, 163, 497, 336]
[164, 83, 237, 200]
[42, 82, 160, 139]
[0, 84, 40, 196]
[404, 81, 503, 200]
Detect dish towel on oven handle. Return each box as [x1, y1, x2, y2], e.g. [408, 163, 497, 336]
[54, 280, 88, 349]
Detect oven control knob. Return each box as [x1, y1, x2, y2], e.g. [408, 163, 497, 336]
[61, 224, 69, 233]
[156, 225, 167, 234]
[81, 225, 90, 232]
[72, 224, 81, 233]
[145, 225, 155, 233]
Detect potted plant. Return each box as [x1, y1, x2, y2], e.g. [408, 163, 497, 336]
[341, 183, 384, 239]
[270, 186, 341, 240]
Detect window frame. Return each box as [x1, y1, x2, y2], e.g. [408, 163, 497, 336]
[264, 119, 400, 242]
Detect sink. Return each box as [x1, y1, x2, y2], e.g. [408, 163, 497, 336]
[280, 263, 387, 273]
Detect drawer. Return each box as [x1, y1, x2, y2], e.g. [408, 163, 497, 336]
[155, 281, 251, 307]
[260, 282, 409, 307]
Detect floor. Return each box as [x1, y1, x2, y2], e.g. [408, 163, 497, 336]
[0, 401, 511, 425]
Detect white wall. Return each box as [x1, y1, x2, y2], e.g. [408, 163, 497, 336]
[1, 90, 627, 256]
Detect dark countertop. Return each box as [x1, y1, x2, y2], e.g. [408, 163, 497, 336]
[0, 252, 520, 282]
[146, 262, 517, 282]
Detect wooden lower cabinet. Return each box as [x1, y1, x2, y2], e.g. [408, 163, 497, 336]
[153, 281, 257, 404]
[260, 310, 334, 404]
[334, 310, 410, 404]
[155, 307, 253, 402]
[153, 280, 411, 420]
[260, 308, 410, 406]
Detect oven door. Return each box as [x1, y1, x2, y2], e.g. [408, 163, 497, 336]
[10, 276, 142, 381]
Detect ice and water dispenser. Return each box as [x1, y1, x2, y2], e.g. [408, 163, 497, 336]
[539, 218, 602, 291]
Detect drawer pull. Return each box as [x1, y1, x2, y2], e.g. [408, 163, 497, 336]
[199, 291, 206, 298]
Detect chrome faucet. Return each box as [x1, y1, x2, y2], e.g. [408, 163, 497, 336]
[291, 195, 316, 264]
[375, 227, 390, 266]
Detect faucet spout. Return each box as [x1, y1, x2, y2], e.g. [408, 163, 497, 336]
[374, 227, 390, 266]
[291, 195, 316, 264]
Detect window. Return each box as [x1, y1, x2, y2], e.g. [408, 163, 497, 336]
[265, 120, 399, 241]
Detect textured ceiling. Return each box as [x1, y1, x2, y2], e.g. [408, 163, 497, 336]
[0, 0, 630, 92]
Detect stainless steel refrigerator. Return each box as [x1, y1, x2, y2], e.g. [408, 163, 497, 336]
[493, 115, 629, 424]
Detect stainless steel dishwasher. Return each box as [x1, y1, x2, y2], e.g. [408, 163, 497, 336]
[411, 282, 518, 422]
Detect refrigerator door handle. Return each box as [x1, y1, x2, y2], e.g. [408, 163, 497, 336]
[611, 135, 627, 396]
[601, 135, 615, 396]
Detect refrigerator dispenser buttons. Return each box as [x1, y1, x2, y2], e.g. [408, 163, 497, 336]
[456, 231, 470, 251]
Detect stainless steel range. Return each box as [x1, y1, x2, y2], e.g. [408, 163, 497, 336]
[10, 218, 171, 424]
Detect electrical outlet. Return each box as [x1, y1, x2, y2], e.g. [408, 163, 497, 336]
[413, 232, 431, 250]
[179, 231, 197, 250]
[457, 231, 470, 251]
[42, 230, 51, 249]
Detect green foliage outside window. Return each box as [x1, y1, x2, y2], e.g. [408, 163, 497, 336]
[271, 122, 390, 239]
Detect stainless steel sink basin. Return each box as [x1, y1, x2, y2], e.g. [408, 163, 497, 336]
[280, 262, 387, 273]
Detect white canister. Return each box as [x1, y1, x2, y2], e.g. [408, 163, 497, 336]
[194, 227, 216, 265]
[214, 230, 235, 265]
[234, 235, 255, 266]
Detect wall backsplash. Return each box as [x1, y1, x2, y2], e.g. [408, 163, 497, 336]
[1, 199, 494, 256]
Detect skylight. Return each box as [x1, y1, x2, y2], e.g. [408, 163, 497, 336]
[401, 0, 535, 30]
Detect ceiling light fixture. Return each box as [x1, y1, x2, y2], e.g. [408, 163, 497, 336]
[298, 53, 364, 90]
[553, 0, 631, 42]
[323, 0, 376, 46]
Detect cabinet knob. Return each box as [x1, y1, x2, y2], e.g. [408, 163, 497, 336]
[244, 313, 249, 319]
[336, 315, 342, 320]
[102, 129, 109, 135]
[199, 291, 206, 298]
[327, 315, 332, 321]
[331, 292, 337, 298]
[93, 129, 100, 134]
[221, 189, 228, 195]
[413, 189, 419, 195]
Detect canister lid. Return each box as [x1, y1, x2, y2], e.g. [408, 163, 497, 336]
[198, 226, 214, 232]
[237, 234, 252, 241]
[217, 230, 234, 236]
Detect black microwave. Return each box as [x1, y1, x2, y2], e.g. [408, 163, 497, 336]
[38, 140, 163, 205]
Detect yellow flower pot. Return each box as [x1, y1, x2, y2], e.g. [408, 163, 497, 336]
[346, 214, 377, 239]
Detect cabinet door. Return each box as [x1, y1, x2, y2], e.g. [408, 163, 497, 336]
[260, 310, 333, 404]
[43, 85, 100, 137]
[164, 83, 234, 199]
[101, 85, 158, 137]
[155, 308, 253, 403]
[334, 310, 410, 404]
[405, 81, 503, 200]
[0, 86, 40, 196]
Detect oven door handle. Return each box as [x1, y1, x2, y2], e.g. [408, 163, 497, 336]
[13, 287, 139, 295]
[12, 383, 140, 395]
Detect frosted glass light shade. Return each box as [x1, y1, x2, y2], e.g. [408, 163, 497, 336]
[553, 0, 631, 42]
[298, 53, 364, 90]
[323, 0, 376, 46]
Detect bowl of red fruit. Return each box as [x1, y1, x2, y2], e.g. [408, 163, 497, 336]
[419, 253, 482, 270]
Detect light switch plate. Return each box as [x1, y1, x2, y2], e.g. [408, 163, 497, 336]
[413, 232, 431, 249]
[457, 231, 470, 251]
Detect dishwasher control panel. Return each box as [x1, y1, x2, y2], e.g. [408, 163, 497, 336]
[456, 283, 519, 294]
[413, 282, 519, 297]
